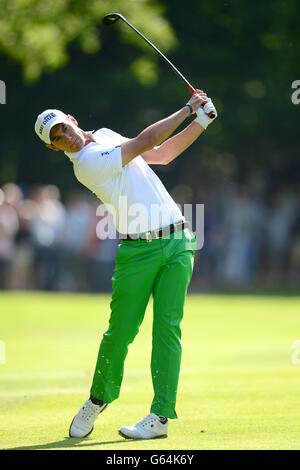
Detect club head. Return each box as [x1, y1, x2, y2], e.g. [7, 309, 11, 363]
[102, 13, 125, 26]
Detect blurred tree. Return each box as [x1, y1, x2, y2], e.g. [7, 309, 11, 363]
[0, 0, 299, 193]
[0, 0, 176, 82]
[162, 0, 300, 182]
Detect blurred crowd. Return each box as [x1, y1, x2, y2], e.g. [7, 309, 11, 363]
[191, 182, 300, 290]
[0, 183, 118, 292]
[0, 181, 300, 292]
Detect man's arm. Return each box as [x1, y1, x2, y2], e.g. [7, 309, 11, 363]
[141, 120, 205, 165]
[142, 96, 218, 165]
[120, 91, 206, 167]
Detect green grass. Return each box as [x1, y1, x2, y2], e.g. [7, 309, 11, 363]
[1, 292, 300, 450]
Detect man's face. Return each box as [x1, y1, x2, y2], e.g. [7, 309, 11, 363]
[49, 120, 85, 152]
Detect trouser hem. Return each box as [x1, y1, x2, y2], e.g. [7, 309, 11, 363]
[150, 405, 178, 419]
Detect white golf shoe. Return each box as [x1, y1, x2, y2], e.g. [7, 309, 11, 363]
[118, 413, 168, 440]
[69, 399, 108, 438]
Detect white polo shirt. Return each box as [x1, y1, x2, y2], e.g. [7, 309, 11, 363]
[65, 128, 183, 234]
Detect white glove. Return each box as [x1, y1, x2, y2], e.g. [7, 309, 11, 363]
[195, 98, 218, 129]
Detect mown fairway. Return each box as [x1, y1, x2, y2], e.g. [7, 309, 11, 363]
[0, 292, 300, 450]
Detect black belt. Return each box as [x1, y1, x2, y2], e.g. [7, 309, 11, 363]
[120, 221, 189, 242]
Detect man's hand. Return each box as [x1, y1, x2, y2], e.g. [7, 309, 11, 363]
[195, 98, 218, 130]
[186, 89, 208, 113]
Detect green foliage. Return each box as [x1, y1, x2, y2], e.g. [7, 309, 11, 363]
[0, 0, 299, 187]
[0, 0, 176, 81]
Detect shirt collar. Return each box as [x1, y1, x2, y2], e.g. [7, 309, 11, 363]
[65, 131, 95, 161]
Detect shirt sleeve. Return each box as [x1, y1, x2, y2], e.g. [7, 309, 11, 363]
[76, 145, 123, 184]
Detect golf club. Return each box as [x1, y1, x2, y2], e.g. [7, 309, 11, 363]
[102, 13, 215, 118]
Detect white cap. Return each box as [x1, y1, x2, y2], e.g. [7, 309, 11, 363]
[34, 109, 68, 144]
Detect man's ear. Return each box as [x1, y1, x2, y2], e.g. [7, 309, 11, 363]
[45, 144, 60, 152]
[66, 114, 78, 126]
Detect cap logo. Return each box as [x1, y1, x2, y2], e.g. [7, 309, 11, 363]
[39, 112, 56, 135]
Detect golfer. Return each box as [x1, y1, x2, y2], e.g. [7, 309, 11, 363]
[34, 91, 217, 440]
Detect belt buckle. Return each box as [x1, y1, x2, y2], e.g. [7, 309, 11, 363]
[145, 231, 152, 243]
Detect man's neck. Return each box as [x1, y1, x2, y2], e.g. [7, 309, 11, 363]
[83, 130, 96, 146]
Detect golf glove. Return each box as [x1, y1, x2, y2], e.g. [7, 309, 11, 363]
[195, 98, 218, 129]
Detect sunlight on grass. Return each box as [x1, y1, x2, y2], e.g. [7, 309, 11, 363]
[1, 292, 300, 449]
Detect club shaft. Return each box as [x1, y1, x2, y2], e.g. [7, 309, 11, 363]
[120, 17, 195, 94]
[115, 15, 215, 118]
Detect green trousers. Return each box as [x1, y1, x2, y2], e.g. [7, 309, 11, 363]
[90, 228, 196, 419]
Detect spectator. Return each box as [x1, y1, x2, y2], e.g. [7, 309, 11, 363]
[0, 186, 20, 288]
[85, 207, 118, 293]
[266, 189, 298, 283]
[288, 209, 300, 287]
[60, 190, 94, 291]
[220, 185, 265, 286]
[29, 185, 66, 290]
